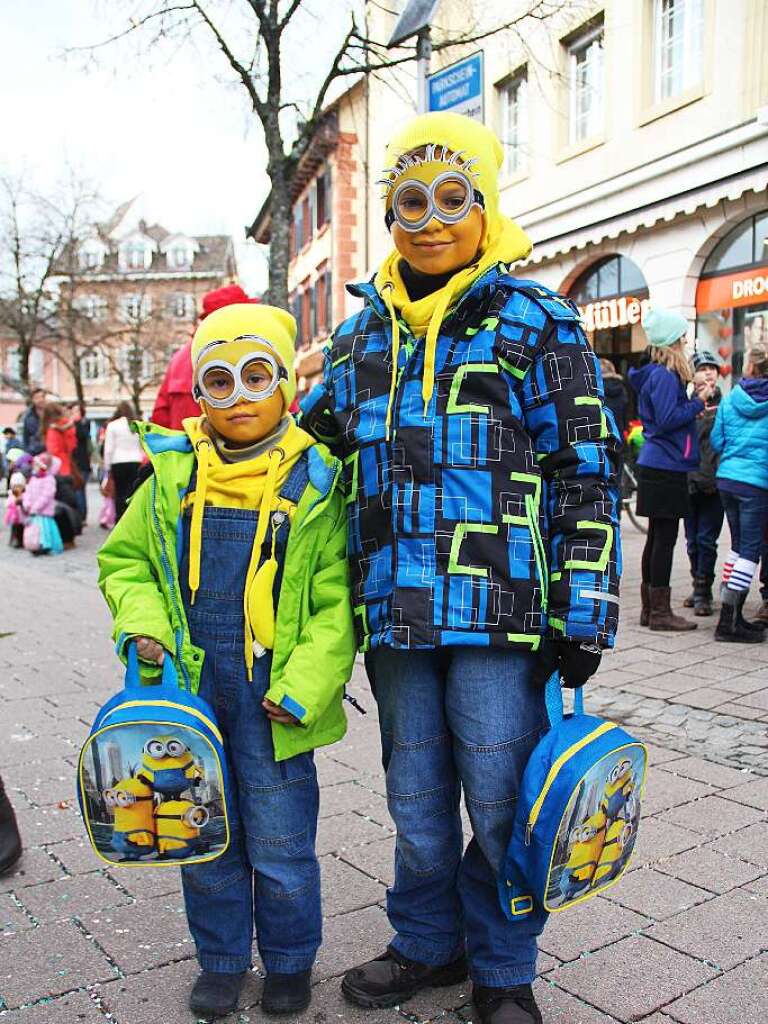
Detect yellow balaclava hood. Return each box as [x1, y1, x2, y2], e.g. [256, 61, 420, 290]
[191, 303, 298, 408]
[375, 112, 533, 424]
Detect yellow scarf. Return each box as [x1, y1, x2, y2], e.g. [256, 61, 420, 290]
[374, 215, 532, 432]
[182, 415, 315, 679]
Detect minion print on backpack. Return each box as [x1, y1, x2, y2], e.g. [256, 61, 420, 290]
[103, 773, 156, 860]
[139, 735, 204, 796]
[560, 811, 607, 902]
[154, 799, 210, 859]
[601, 757, 635, 821]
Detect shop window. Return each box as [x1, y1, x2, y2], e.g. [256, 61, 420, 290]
[702, 212, 768, 277]
[497, 70, 527, 177]
[653, 0, 704, 103]
[566, 18, 604, 145]
[570, 256, 647, 305]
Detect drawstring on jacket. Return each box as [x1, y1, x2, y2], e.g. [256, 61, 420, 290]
[188, 438, 212, 604]
[382, 284, 400, 441]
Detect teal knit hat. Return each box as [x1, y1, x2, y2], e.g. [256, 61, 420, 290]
[642, 308, 689, 348]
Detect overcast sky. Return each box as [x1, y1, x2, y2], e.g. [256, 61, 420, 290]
[1, 2, 349, 294]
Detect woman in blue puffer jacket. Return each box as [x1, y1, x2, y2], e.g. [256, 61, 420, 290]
[711, 345, 768, 643]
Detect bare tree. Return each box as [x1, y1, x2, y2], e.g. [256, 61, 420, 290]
[99, 285, 171, 413]
[72, 0, 578, 309]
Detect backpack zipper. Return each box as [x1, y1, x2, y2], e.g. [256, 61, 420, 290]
[97, 700, 224, 744]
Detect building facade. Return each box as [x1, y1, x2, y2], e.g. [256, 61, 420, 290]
[1, 211, 236, 427]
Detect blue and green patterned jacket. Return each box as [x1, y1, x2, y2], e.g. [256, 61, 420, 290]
[301, 266, 622, 653]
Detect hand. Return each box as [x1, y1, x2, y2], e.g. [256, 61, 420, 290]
[262, 698, 300, 725]
[532, 639, 602, 690]
[134, 636, 165, 665]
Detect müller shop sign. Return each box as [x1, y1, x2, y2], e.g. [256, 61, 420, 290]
[577, 296, 651, 333]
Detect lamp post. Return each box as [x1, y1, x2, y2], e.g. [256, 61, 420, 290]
[387, 0, 440, 114]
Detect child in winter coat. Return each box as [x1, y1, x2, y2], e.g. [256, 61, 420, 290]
[4, 471, 27, 547]
[97, 304, 356, 1019]
[711, 345, 768, 643]
[301, 112, 620, 1024]
[21, 453, 63, 555]
[683, 351, 724, 616]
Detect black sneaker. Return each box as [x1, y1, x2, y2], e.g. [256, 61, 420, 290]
[341, 946, 468, 1008]
[261, 969, 312, 1015]
[189, 970, 248, 1018]
[473, 984, 543, 1024]
[0, 778, 22, 876]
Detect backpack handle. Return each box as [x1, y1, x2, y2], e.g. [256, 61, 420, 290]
[125, 639, 179, 691]
[545, 673, 584, 726]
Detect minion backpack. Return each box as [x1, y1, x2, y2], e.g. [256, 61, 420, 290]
[77, 642, 231, 868]
[499, 675, 647, 921]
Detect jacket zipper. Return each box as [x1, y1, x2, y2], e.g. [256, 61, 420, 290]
[524, 721, 617, 845]
[151, 476, 191, 691]
[525, 493, 548, 612]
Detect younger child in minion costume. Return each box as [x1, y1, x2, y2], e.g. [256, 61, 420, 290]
[302, 113, 620, 1024]
[97, 304, 356, 1019]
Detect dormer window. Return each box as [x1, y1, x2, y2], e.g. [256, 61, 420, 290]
[79, 240, 106, 271]
[118, 233, 155, 272]
[169, 246, 192, 269]
[125, 243, 147, 270]
[161, 234, 198, 270]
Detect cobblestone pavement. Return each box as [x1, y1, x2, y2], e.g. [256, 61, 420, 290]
[0, 504, 766, 1023]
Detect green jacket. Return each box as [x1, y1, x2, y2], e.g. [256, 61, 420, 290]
[97, 422, 356, 761]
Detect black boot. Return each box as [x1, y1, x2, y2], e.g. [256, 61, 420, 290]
[261, 969, 312, 1015]
[0, 776, 22, 876]
[683, 575, 695, 609]
[473, 984, 543, 1024]
[693, 576, 714, 616]
[736, 594, 767, 633]
[189, 971, 248, 1018]
[715, 589, 765, 644]
[341, 947, 468, 1008]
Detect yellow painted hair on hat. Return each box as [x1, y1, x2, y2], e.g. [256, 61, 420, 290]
[191, 303, 298, 407]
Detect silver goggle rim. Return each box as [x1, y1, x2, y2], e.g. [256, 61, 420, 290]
[193, 338, 287, 409]
[183, 805, 210, 828]
[143, 738, 189, 759]
[385, 171, 485, 233]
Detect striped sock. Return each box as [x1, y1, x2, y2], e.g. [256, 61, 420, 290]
[722, 551, 737, 587]
[727, 558, 758, 593]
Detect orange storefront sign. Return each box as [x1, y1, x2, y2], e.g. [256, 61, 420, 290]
[696, 265, 768, 313]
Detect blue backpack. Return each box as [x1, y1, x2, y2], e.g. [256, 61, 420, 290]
[499, 676, 647, 921]
[77, 643, 231, 868]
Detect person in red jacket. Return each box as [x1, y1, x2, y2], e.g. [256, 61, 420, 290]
[42, 402, 77, 478]
[151, 284, 260, 430]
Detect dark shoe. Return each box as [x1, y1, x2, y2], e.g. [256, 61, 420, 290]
[640, 582, 650, 627]
[341, 947, 468, 1009]
[755, 600, 768, 625]
[474, 983, 543, 1024]
[189, 970, 248, 1018]
[683, 577, 695, 609]
[0, 778, 22, 875]
[261, 969, 312, 1015]
[715, 590, 765, 644]
[649, 587, 697, 632]
[693, 576, 714, 617]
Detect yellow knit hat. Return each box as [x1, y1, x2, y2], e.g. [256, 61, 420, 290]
[190, 303, 298, 407]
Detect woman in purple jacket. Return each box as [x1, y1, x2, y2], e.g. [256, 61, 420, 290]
[629, 310, 715, 630]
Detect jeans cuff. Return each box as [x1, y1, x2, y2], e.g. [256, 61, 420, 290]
[390, 935, 465, 968]
[261, 951, 318, 974]
[198, 952, 252, 973]
[470, 962, 537, 987]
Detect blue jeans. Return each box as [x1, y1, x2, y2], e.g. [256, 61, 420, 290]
[684, 490, 724, 578]
[720, 488, 768, 564]
[180, 505, 321, 975]
[74, 468, 90, 522]
[366, 647, 548, 987]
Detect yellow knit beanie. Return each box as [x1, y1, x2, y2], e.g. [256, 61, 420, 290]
[190, 303, 298, 407]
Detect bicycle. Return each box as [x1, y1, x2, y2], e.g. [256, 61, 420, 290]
[621, 460, 647, 534]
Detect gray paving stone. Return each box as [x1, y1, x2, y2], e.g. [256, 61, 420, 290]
[550, 935, 717, 1020]
[0, 990, 106, 1022]
[656, 843, 763, 894]
[736, 688, 768, 712]
[0, 921, 117, 1008]
[13, 806, 85, 848]
[621, 857, 716, 915]
[45, 839, 101, 877]
[320, 855, 386, 917]
[97, 958, 238, 1023]
[627, 818, 701, 871]
[16, 873, 132, 924]
[642, 745, 687, 766]
[0, 737, 78, 769]
[642, 768, 715, 815]
[662, 756, 753, 789]
[659, 795, 765, 837]
[315, 811, 392, 856]
[645, 890, 768, 970]
[339, 835, 396, 888]
[708, 822, 768, 868]
[538, 896, 649, 962]
[315, 756, 359, 789]
[0, 849, 63, 893]
[314, 905, 392, 982]
[669, 687, 741, 710]
[723, 777, 768, 810]
[81, 895, 196, 974]
[110, 863, 181, 900]
[741, 874, 768, 897]
[318, 782, 392, 825]
[663, 954, 768, 1024]
[0, 894, 34, 934]
[529, 981, 619, 1024]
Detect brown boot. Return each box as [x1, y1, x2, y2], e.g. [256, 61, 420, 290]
[755, 600, 768, 626]
[649, 587, 697, 632]
[640, 583, 650, 627]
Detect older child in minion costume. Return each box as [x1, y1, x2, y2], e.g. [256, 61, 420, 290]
[302, 113, 621, 1024]
[97, 304, 356, 1019]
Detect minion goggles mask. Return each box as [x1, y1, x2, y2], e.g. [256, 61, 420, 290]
[379, 145, 485, 233]
[193, 336, 288, 409]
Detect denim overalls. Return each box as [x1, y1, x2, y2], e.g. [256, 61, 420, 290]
[179, 455, 322, 976]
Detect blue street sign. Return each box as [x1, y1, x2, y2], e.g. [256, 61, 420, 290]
[427, 51, 484, 122]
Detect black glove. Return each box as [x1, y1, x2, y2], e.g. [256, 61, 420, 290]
[532, 639, 602, 690]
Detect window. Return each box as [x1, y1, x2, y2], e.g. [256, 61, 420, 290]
[290, 290, 303, 345]
[653, 0, 704, 103]
[168, 292, 196, 319]
[5, 347, 21, 380]
[315, 268, 327, 335]
[80, 349, 109, 383]
[316, 166, 332, 229]
[309, 281, 318, 341]
[293, 203, 305, 257]
[79, 245, 104, 271]
[570, 256, 648, 304]
[76, 295, 108, 321]
[118, 345, 154, 382]
[168, 246, 192, 269]
[497, 72, 527, 177]
[702, 212, 768, 277]
[567, 21, 604, 145]
[120, 294, 151, 321]
[325, 268, 333, 331]
[124, 244, 147, 270]
[301, 284, 311, 346]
